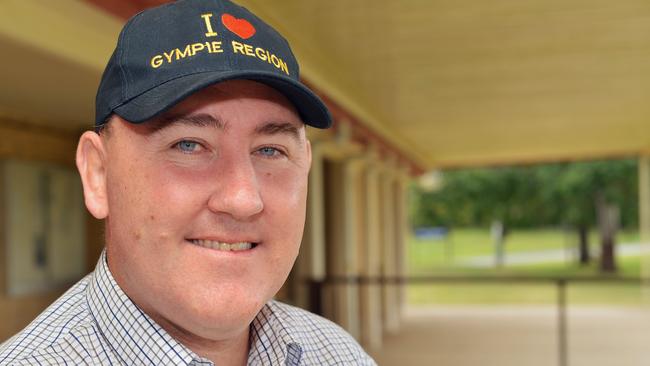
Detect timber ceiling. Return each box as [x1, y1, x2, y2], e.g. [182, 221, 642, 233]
[1, 0, 650, 169]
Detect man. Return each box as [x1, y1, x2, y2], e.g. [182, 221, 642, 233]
[0, 0, 376, 365]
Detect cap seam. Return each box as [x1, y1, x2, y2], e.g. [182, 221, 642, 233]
[116, 18, 133, 100]
[113, 70, 330, 128]
[111, 68, 294, 111]
[120, 11, 148, 99]
[109, 68, 223, 111]
[252, 75, 329, 117]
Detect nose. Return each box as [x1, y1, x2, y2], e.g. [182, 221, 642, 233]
[207, 156, 264, 220]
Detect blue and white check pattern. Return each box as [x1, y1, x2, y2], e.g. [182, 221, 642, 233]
[0, 251, 376, 365]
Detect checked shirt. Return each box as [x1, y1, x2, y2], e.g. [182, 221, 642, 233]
[0, 251, 376, 365]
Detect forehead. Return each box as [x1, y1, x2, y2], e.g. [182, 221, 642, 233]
[106, 80, 306, 140]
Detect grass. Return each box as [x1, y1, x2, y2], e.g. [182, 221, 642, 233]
[409, 228, 641, 273]
[408, 228, 581, 272]
[406, 228, 649, 306]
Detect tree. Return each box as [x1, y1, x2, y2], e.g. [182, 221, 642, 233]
[554, 163, 599, 265]
[410, 159, 638, 272]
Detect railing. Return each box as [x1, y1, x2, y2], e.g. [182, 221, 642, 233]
[311, 275, 650, 366]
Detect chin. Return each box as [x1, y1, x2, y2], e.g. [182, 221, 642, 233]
[181, 285, 268, 329]
[181, 297, 265, 340]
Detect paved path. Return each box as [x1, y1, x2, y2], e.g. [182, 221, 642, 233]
[461, 242, 650, 267]
[369, 306, 650, 366]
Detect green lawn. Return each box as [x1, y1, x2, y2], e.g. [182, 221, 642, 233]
[409, 228, 640, 273]
[406, 228, 649, 306]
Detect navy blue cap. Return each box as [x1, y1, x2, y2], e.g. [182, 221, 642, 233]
[96, 0, 332, 128]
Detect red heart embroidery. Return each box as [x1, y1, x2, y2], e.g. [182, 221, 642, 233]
[221, 13, 256, 39]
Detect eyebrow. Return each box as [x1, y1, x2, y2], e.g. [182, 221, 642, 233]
[254, 122, 301, 141]
[147, 113, 301, 141]
[147, 113, 224, 133]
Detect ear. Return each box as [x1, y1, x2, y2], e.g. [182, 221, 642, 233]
[76, 131, 109, 219]
[305, 139, 312, 169]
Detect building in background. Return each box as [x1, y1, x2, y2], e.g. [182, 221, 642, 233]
[2, 0, 650, 352]
[0, 0, 416, 350]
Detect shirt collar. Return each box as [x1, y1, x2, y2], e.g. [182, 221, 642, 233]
[249, 302, 303, 365]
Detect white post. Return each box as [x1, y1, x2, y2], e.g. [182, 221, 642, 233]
[337, 157, 365, 340]
[395, 169, 410, 319]
[381, 163, 400, 333]
[294, 145, 327, 310]
[359, 153, 383, 348]
[638, 156, 650, 302]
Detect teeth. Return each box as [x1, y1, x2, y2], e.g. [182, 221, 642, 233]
[190, 239, 253, 252]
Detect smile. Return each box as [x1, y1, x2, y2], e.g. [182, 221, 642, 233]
[189, 239, 257, 251]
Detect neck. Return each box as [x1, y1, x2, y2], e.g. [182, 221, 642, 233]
[153, 314, 251, 366]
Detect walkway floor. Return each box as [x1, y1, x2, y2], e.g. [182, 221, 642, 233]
[369, 306, 650, 366]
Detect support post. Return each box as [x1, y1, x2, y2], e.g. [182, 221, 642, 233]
[638, 156, 650, 302]
[359, 152, 383, 349]
[295, 144, 327, 311]
[328, 157, 365, 340]
[557, 279, 568, 366]
[380, 160, 403, 333]
[394, 168, 410, 326]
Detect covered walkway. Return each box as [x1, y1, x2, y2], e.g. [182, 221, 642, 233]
[2, 0, 650, 355]
[370, 306, 650, 366]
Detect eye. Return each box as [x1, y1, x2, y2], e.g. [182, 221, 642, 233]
[174, 140, 202, 153]
[256, 146, 284, 158]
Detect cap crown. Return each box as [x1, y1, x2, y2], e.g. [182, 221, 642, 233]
[96, 0, 300, 124]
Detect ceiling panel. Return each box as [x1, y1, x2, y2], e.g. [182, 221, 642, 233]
[239, 0, 650, 168]
[2, 0, 650, 169]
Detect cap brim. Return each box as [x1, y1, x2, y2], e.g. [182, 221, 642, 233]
[113, 71, 332, 128]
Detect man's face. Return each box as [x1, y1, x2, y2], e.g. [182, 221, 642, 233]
[96, 80, 311, 340]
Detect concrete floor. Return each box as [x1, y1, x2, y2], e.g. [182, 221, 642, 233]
[369, 306, 650, 366]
